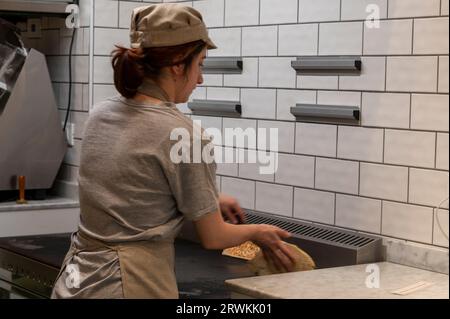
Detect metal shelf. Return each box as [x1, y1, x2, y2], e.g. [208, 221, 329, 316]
[291, 56, 362, 75]
[0, 1, 74, 16]
[188, 100, 242, 117]
[291, 104, 360, 123]
[202, 57, 243, 74]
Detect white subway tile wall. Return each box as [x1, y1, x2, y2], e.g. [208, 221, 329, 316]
[335, 195, 382, 234]
[28, 0, 448, 247]
[294, 188, 335, 224]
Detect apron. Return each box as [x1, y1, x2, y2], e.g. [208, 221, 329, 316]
[52, 232, 178, 299]
[52, 81, 179, 299]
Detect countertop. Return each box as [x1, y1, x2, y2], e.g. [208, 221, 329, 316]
[0, 197, 79, 212]
[225, 262, 449, 299]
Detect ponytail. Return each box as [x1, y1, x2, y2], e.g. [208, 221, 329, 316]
[111, 46, 145, 98]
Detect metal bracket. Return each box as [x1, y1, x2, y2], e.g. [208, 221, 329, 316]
[291, 56, 362, 75]
[291, 104, 360, 123]
[202, 57, 243, 74]
[188, 100, 242, 117]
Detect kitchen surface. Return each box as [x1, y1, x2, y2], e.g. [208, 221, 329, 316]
[0, 233, 255, 299]
[0, 0, 449, 301]
[226, 262, 449, 299]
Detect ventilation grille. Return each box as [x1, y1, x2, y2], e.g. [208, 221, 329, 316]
[245, 211, 376, 249]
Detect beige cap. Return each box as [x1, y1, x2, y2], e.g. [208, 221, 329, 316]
[130, 4, 217, 50]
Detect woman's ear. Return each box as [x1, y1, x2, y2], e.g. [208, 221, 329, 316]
[171, 63, 186, 76]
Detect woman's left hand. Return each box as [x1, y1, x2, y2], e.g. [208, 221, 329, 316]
[219, 193, 246, 224]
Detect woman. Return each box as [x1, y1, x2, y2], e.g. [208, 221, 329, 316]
[52, 3, 296, 299]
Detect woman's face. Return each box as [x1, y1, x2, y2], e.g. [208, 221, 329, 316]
[174, 48, 207, 104]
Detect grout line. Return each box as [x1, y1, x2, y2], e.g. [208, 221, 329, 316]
[313, 156, 316, 188]
[358, 158, 362, 196]
[274, 89, 278, 123]
[291, 186, 295, 218]
[335, 125, 339, 158]
[276, 25, 280, 56]
[407, 168, 410, 203]
[434, 132, 438, 169]
[316, 23, 320, 55]
[240, 26, 243, 57]
[436, 56, 441, 93]
[380, 200, 383, 234]
[223, 0, 226, 27]
[254, 181, 257, 210]
[117, 0, 119, 29]
[88, 0, 94, 110]
[432, 204, 436, 245]
[361, 19, 365, 56]
[258, 0, 261, 25]
[359, 90, 363, 126]
[333, 193, 337, 225]
[257, 57, 260, 87]
[384, 57, 388, 91]
[409, 93, 412, 129]
[386, 0, 390, 18]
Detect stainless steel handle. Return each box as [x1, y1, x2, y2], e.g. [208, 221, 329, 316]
[202, 57, 243, 74]
[291, 104, 360, 121]
[188, 100, 242, 117]
[291, 56, 362, 75]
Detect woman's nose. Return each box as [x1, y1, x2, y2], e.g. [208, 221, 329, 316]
[198, 73, 204, 85]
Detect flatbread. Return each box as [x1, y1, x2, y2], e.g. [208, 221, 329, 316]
[222, 241, 261, 261]
[248, 243, 316, 276]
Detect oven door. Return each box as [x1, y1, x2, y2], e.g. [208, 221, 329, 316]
[0, 277, 45, 299]
[0, 249, 58, 299]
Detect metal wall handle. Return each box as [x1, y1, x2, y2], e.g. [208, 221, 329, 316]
[202, 57, 243, 74]
[291, 56, 362, 75]
[291, 104, 360, 122]
[188, 100, 242, 117]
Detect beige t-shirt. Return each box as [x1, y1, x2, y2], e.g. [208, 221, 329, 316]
[77, 96, 220, 243]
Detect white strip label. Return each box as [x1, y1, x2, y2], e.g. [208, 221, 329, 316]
[391, 281, 433, 296]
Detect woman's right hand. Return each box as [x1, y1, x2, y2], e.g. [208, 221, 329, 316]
[251, 224, 297, 273]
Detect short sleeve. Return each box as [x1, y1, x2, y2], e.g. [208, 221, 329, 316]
[161, 130, 220, 221]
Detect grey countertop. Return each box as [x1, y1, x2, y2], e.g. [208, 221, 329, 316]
[225, 262, 449, 299]
[0, 197, 79, 212]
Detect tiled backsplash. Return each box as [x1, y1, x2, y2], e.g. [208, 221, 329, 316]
[19, 0, 449, 250]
